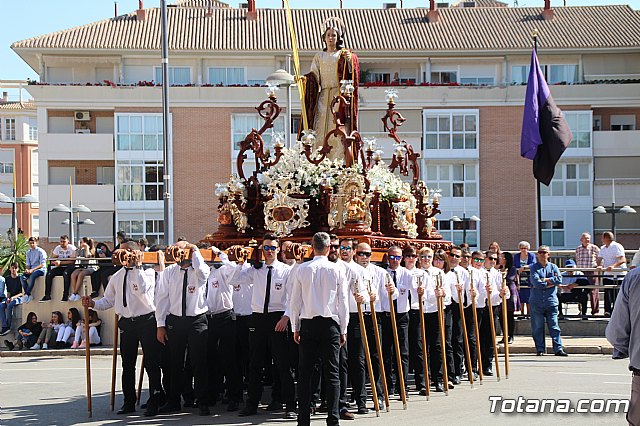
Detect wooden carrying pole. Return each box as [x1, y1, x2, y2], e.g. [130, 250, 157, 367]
[417, 276, 430, 400]
[469, 268, 484, 384]
[137, 355, 145, 404]
[485, 272, 501, 382]
[387, 274, 407, 409]
[367, 279, 390, 412]
[357, 295, 380, 416]
[454, 271, 474, 388]
[435, 273, 449, 396]
[83, 282, 93, 417]
[501, 272, 510, 379]
[110, 313, 119, 411]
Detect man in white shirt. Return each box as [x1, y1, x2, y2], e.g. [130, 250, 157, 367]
[290, 232, 349, 426]
[448, 246, 475, 384]
[42, 235, 77, 302]
[156, 241, 210, 416]
[384, 245, 409, 397]
[229, 246, 253, 390]
[237, 234, 296, 419]
[82, 241, 163, 417]
[598, 231, 627, 317]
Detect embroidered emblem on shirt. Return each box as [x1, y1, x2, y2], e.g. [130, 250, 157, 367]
[275, 282, 283, 291]
[212, 280, 219, 289]
[132, 283, 139, 291]
[233, 285, 240, 292]
[188, 285, 196, 294]
[400, 288, 406, 295]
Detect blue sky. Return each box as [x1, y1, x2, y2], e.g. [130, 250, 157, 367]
[1, 0, 639, 94]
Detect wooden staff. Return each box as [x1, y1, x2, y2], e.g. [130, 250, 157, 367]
[485, 272, 501, 382]
[501, 272, 510, 379]
[417, 275, 430, 401]
[469, 268, 483, 385]
[454, 270, 474, 388]
[367, 279, 390, 412]
[110, 313, 119, 411]
[137, 355, 145, 404]
[356, 284, 380, 417]
[435, 273, 449, 396]
[386, 274, 407, 409]
[82, 281, 93, 417]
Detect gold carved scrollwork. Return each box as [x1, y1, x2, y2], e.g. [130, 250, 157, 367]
[264, 189, 310, 237]
[329, 172, 372, 230]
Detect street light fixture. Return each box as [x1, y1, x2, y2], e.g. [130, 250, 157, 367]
[593, 178, 637, 235]
[62, 217, 95, 242]
[53, 203, 93, 246]
[449, 212, 480, 245]
[0, 192, 39, 239]
[266, 65, 295, 147]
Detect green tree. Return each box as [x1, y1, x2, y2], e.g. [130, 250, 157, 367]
[0, 233, 28, 275]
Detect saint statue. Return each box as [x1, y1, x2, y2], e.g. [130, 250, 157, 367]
[345, 189, 367, 223]
[302, 18, 360, 162]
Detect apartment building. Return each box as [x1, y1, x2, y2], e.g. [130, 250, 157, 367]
[11, 0, 640, 249]
[0, 87, 38, 237]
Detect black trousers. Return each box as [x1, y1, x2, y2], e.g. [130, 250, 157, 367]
[207, 310, 242, 403]
[91, 265, 120, 294]
[347, 312, 366, 408]
[559, 290, 589, 315]
[166, 314, 208, 406]
[444, 306, 454, 380]
[464, 306, 478, 373]
[246, 312, 295, 408]
[118, 313, 163, 407]
[478, 306, 498, 371]
[235, 314, 251, 386]
[363, 313, 384, 401]
[298, 317, 341, 426]
[44, 265, 76, 299]
[408, 309, 425, 390]
[424, 312, 443, 383]
[450, 302, 465, 377]
[381, 311, 409, 394]
[603, 278, 619, 314]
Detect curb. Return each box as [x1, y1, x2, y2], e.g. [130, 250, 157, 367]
[0, 347, 147, 357]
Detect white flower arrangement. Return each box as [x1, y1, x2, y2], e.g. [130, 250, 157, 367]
[366, 163, 413, 201]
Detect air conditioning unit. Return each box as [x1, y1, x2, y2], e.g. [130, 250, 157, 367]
[239, 2, 248, 8]
[75, 129, 91, 134]
[437, 2, 450, 7]
[74, 111, 90, 121]
[383, 3, 397, 9]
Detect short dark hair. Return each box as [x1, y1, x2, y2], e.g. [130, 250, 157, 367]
[60, 235, 69, 241]
[329, 233, 339, 241]
[388, 245, 402, 253]
[28, 236, 37, 243]
[263, 233, 279, 244]
[450, 245, 462, 253]
[138, 238, 148, 247]
[313, 232, 330, 251]
[471, 250, 484, 259]
[402, 245, 417, 257]
[339, 237, 353, 246]
[121, 241, 141, 251]
[9, 262, 18, 269]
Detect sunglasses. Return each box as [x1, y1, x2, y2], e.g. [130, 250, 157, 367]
[433, 258, 444, 262]
[263, 245, 278, 252]
[487, 257, 498, 261]
[449, 254, 462, 258]
[538, 251, 549, 255]
[339, 246, 352, 251]
[388, 255, 402, 261]
[463, 255, 472, 259]
[357, 251, 372, 257]
[330, 244, 340, 250]
[472, 258, 485, 262]
[404, 254, 418, 258]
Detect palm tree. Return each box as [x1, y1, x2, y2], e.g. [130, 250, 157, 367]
[0, 231, 28, 275]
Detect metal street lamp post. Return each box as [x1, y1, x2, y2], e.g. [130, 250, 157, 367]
[52, 203, 92, 246]
[0, 192, 39, 239]
[266, 67, 296, 147]
[593, 179, 637, 235]
[450, 212, 481, 246]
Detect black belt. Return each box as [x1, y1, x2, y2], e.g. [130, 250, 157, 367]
[124, 312, 155, 322]
[207, 309, 233, 320]
[632, 368, 640, 376]
[168, 313, 206, 320]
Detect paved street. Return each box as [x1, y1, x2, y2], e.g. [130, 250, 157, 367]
[0, 354, 631, 426]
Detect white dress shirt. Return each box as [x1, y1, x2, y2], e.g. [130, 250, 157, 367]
[450, 265, 473, 307]
[420, 268, 439, 313]
[600, 241, 628, 279]
[155, 250, 210, 327]
[236, 259, 292, 316]
[94, 267, 156, 318]
[376, 267, 399, 313]
[405, 266, 428, 311]
[487, 267, 509, 305]
[289, 255, 349, 335]
[361, 264, 384, 313]
[337, 259, 368, 313]
[386, 266, 411, 313]
[206, 252, 238, 314]
[231, 262, 253, 316]
[427, 266, 452, 306]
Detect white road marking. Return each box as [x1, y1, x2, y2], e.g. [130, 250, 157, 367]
[561, 391, 630, 397]
[556, 372, 629, 376]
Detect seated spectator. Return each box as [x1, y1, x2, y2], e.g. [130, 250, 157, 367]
[42, 235, 77, 302]
[139, 237, 149, 252]
[31, 311, 65, 350]
[55, 307, 81, 348]
[631, 247, 640, 270]
[4, 312, 42, 350]
[21, 236, 47, 302]
[559, 259, 589, 319]
[71, 309, 102, 348]
[90, 242, 117, 298]
[0, 262, 27, 335]
[69, 237, 98, 301]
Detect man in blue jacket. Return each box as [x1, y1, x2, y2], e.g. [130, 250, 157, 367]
[529, 245, 568, 357]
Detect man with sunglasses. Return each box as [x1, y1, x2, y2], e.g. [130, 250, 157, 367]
[383, 246, 410, 398]
[355, 242, 392, 408]
[448, 246, 476, 384]
[529, 245, 567, 357]
[482, 251, 509, 375]
[237, 234, 297, 419]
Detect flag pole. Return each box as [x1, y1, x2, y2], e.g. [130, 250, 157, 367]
[532, 28, 543, 247]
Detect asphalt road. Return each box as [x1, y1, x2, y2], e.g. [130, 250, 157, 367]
[0, 354, 632, 426]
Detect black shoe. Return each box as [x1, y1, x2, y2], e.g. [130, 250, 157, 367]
[508, 337, 514, 344]
[284, 410, 297, 420]
[61, 296, 68, 302]
[199, 403, 210, 416]
[447, 382, 455, 389]
[0, 328, 10, 336]
[90, 291, 99, 298]
[5, 340, 14, 351]
[117, 404, 136, 415]
[140, 402, 147, 409]
[604, 312, 611, 318]
[418, 388, 427, 396]
[266, 400, 283, 412]
[555, 350, 569, 357]
[317, 401, 328, 412]
[158, 403, 181, 414]
[537, 351, 545, 356]
[227, 400, 239, 412]
[483, 368, 493, 376]
[182, 399, 195, 408]
[143, 401, 157, 417]
[40, 295, 51, 302]
[357, 406, 369, 415]
[238, 406, 257, 416]
[340, 409, 355, 420]
[498, 338, 505, 344]
[452, 376, 462, 385]
[435, 383, 444, 392]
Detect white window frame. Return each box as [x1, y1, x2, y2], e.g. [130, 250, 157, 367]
[208, 67, 246, 86]
[116, 160, 163, 202]
[436, 219, 479, 248]
[115, 113, 164, 152]
[430, 70, 458, 84]
[511, 64, 579, 85]
[423, 109, 479, 157]
[117, 216, 164, 246]
[368, 70, 392, 84]
[28, 118, 38, 140]
[564, 111, 592, 149]
[540, 161, 591, 197]
[0, 162, 14, 174]
[231, 113, 285, 156]
[541, 220, 565, 248]
[4, 118, 15, 140]
[153, 66, 192, 85]
[459, 76, 494, 85]
[425, 163, 478, 198]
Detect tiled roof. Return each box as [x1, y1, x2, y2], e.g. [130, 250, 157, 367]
[452, 0, 508, 8]
[0, 101, 36, 110]
[11, 5, 640, 53]
[172, 0, 230, 8]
